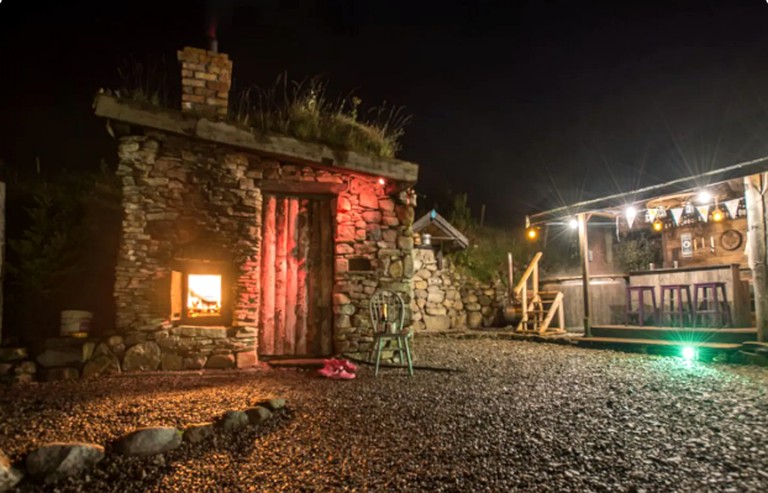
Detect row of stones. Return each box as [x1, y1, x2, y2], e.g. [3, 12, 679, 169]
[411, 249, 507, 332]
[34, 323, 258, 382]
[0, 398, 286, 490]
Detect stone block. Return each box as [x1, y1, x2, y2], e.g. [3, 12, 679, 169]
[82, 354, 121, 379]
[41, 367, 80, 382]
[26, 442, 104, 484]
[467, 311, 483, 328]
[424, 315, 451, 331]
[244, 406, 273, 425]
[183, 423, 215, 444]
[236, 350, 257, 368]
[217, 411, 249, 431]
[161, 352, 184, 371]
[206, 354, 235, 369]
[122, 342, 161, 372]
[115, 427, 182, 456]
[0, 347, 28, 362]
[359, 190, 379, 209]
[183, 355, 207, 370]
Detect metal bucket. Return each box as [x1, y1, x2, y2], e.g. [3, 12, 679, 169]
[60, 310, 93, 337]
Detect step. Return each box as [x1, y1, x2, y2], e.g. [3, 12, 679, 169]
[590, 325, 757, 344]
[578, 336, 741, 351]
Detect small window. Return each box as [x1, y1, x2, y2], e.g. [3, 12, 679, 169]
[349, 258, 373, 272]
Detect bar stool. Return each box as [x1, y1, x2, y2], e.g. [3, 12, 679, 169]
[693, 282, 732, 327]
[660, 284, 693, 327]
[626, 286, 658, 326]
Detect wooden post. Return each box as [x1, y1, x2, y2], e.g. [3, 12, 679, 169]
[744, 174, 768, 342]
[507, 253, 514, 300]
[578, 213, 592, 336]
[480, 204, 486, 227]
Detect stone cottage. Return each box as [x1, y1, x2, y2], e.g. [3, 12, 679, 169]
[91, 46, 419, 371]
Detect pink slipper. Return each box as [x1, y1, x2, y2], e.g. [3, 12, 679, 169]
[329, 368, 356, 380]
[340, 360, 357, 373]
[317, 362, 336, 378]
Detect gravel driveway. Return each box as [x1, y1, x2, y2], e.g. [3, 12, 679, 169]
[2, 338, 768, 492]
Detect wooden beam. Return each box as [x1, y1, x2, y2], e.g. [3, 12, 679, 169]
[93, 94, 419, 184]
[745, 174, 768, 342]
[578, 213, 593, 336]
[257, 180, 346, 196]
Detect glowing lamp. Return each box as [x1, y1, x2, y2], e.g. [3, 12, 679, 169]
[697, 190, 712, 204]
[652, 220, 663, 232]
[681, 346, 697, 361]
[712, 209, 724, 222]
[569, 218, 578, 230]
[378, 178, 386, 186]
[526, 228, 539, 240]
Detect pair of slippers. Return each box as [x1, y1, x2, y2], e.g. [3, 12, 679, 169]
[317, 358, 357, 379]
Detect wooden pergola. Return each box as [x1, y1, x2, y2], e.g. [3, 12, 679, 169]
[527, 155, 768, 342]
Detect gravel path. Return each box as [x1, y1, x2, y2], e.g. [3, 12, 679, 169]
[2, 338, 768, 492]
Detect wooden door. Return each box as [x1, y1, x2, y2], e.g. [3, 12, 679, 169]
[259, 194, 334, 356]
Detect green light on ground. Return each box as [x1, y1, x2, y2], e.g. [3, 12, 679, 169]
[681, 346, 697, 361]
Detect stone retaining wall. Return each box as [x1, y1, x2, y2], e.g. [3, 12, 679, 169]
[411, 248, 507, 332]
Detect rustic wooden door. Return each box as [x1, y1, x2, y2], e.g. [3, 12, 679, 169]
[259, 194, 334, 357]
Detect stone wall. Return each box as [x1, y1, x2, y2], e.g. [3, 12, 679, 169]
[112, 130, 414, 369]
[411, 248, 507, 332]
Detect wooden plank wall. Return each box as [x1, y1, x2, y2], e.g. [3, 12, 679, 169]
[662, 217, 748, 268]
[260, 195, 333, 356]
[541, 277, 628, 330]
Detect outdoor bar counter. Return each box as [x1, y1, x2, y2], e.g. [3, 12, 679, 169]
[629, 263, 750, 326]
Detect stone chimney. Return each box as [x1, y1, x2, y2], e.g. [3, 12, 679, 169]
[177, 47, 232, 118]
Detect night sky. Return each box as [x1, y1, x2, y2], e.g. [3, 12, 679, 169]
[2, 0, 768, 225]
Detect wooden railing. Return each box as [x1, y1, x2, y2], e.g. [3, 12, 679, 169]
[513, 252, 543, 325]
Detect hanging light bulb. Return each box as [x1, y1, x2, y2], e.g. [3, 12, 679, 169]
[712, 209, 724, 222]
[652, 220, 663, 232]
[526, 227, 539, 240]
[569, 218, 578, 229]
[625, 206, 638, 228]
[697, 190, 712, 204]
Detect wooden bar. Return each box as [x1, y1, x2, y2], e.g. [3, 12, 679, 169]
[258, 180, 346, 195]
[295, 200, 310, 354]
[259, 196, 277, 355]
[284, 199, 299, 354]
[274, 197, 289, 355]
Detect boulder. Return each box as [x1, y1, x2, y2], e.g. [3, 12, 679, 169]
[114, 427, 182, 456]
[424, 315, 451, 331]
[81, 354, 121, 379]
[206, 354, 235, 369]
[183, 356, 207, 370]
[467, 311, 483, 329]
[36, 348, 85, 368]
[183, 423, 215, 444]
[0, 449, 23, 492]
[217, 411, 249, 431]
[160, 352, 184, 371]
[244, 406, 272, 425]
[25, 442, 104, 484]
[122, 342, 161, 372]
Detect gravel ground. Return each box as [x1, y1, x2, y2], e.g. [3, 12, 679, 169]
[2, 338, 768, 492]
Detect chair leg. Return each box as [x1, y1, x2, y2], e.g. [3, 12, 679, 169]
[374, 338, 384, 377]
[403, 336, 414, 376]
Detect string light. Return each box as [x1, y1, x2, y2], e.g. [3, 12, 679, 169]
[526, 227, 539, 240]
[712, 209, 724, 222]
[697, 190, 712, 204]
[652, 220, 663, 232]
[569, 218, 578, 229]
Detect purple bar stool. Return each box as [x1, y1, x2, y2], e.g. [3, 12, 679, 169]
[626, 286, 658, 326]
[660, 284, 693, 327]
[693, 282, 732, 327]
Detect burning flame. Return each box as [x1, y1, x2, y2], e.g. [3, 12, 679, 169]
[187, 274, 222, 317]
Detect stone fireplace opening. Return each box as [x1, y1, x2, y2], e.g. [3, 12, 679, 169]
[170, 261, 231, 326]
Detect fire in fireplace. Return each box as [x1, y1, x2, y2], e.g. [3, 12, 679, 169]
[187, 274, 222, 317]
[170, 262, 230, 325]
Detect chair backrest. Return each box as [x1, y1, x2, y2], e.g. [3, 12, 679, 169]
[369, 290, 405, 334]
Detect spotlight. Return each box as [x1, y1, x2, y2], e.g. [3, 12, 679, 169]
[697, 190, 712, 204]
[652, 220, 663, 232]
[569, 218, 578, 229]
[526, 227, 539, 240]
[681, 346, 697, 361]
[712, 209, 724, 222]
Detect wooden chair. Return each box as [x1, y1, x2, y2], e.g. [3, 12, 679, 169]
[369, 290, 414, 376]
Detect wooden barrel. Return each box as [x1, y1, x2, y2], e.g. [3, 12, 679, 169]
[60, 310, 93, 337]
